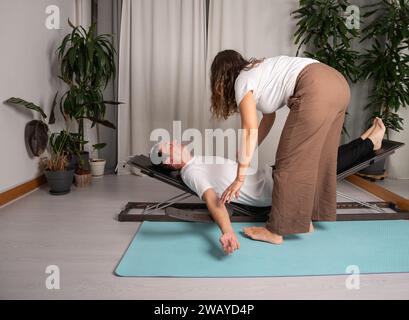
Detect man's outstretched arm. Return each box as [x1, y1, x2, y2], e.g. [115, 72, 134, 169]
[202, 188, 240, 254]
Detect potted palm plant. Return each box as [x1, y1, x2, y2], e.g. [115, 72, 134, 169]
[57, 20, 121, 174]
[292, 0, 361, 83]
[291, 0, 361, 136]
[5, 96, 76, 195]
[359, 0, 409, 177]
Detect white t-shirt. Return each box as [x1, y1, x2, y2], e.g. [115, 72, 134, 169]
[180, 156, 273, 207]
[234, 56, 320, 113]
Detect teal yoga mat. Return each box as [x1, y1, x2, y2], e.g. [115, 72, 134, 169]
[115, 220, 409, 277]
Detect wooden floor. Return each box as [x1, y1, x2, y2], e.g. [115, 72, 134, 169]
[0, 174, 408, 300]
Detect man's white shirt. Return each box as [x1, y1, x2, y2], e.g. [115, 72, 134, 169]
[180, 156, 273, 207]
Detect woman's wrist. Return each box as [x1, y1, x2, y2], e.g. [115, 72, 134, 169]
[237, 161, 250, 176]
[235, 175, 245, 182]
[238, 161, 250, 167]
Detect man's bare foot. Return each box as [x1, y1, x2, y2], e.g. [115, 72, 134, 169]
[360, 118, 378, 140]
[243, 227, 283, 245]
[309, 222, 314, 233]
[368, 118, 386, 150]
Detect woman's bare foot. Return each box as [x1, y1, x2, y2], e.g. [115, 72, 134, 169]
[368, 118, 386, 150]
[243, 227, 283, 245]
[360, 118, 378, 140]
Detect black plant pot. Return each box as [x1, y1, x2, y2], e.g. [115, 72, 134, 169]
[359, 158, 386, 176]
[44, 169, 75, 195]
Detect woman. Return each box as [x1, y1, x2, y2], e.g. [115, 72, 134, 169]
[210, 50, 351, 245]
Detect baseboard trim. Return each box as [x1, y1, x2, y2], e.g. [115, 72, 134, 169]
[346, 174, 409, 211]
[0, 175, 46, 207]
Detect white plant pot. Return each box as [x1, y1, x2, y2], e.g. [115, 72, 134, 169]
[90, 159, 106, 177]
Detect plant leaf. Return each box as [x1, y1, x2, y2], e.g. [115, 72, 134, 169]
[102, 101, 123, 105]
[78, 116, 116, 129]
[68, 18, 75, 29]
[25, 120, 49, 156]
[5, 97, 47, 119]
[48, 92, 58, 125]
[92, 143, 107, 150]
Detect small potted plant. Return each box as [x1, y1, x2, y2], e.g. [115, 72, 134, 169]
[5, 96, 79, 194]
[41, 131, 75, 195]
[90, 143, 107, 177]
[74, 157, 92, 188]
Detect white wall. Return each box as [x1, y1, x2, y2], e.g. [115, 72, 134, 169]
[0, 0, 76, 193]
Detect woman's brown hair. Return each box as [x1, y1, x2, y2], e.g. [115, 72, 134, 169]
[210, 50, 264, 120]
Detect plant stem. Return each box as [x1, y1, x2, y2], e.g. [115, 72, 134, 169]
[79, 118, 84, 152]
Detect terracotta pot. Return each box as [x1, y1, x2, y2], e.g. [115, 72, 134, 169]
[74, 172, 92, 188]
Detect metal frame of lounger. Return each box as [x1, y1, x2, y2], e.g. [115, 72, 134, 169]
[118, 140, 408, 222]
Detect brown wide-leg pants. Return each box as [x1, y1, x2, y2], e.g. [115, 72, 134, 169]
[265, 62, 350, 235]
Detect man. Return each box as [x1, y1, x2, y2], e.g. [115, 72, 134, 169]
[150, 118, 385, 254]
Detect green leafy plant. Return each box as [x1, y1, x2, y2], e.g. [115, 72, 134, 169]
[359, 0, 409, 133]
[292, 0, 361, 83]
[5, 96, 84, 171]
[57, 20, 121, 152]
[292, 0, 360, 136]
[5, 94, 58, 156]
[42, 130, 72, 171]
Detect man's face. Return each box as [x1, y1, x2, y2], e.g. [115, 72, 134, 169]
[159, 141, 185, 170]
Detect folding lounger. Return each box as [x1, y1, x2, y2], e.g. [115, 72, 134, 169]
[118, 140, 409, 222]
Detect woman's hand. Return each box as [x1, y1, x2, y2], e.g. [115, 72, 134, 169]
[219, 231, 240, 254]
[220, 178, 244, 204]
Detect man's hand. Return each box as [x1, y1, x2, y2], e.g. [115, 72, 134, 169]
[219, 231, 240, 254]
[202, 189, 239, 254]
